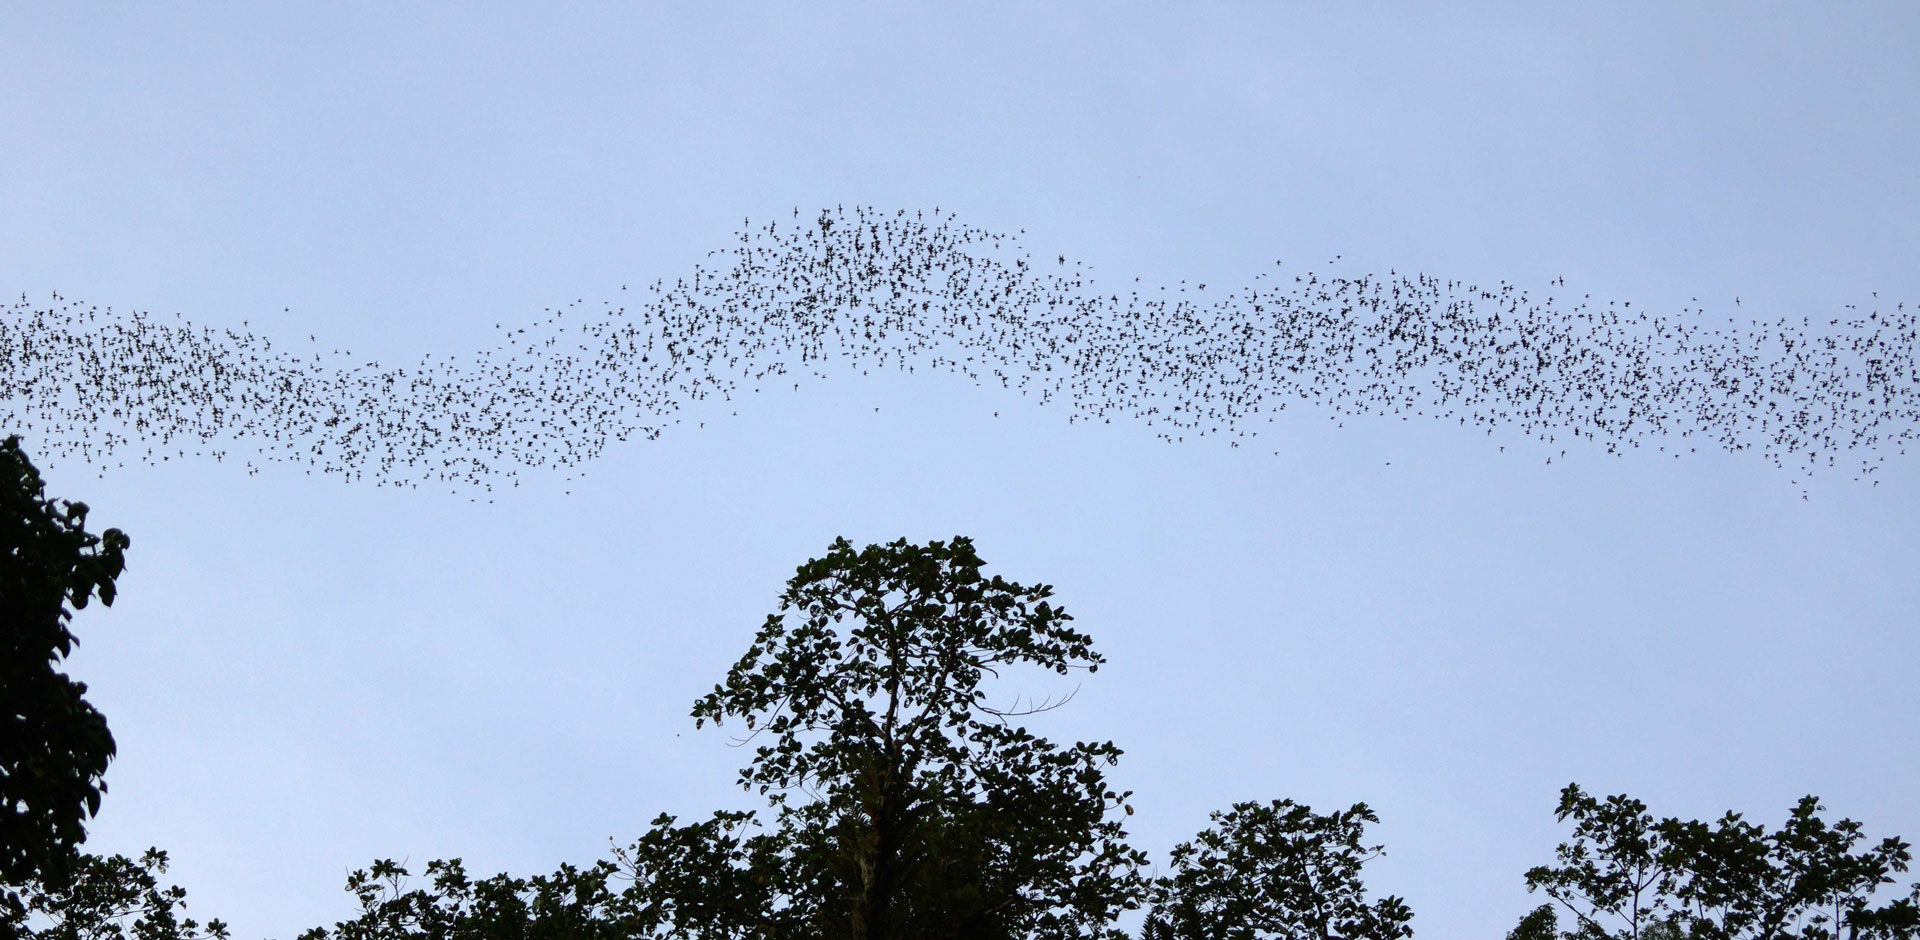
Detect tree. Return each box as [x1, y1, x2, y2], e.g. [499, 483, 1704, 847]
[1140, 799, 1413, 940]
[305, 535, 1149, 940]
[300, 535, 1421, 939]
[1520, 785, 1683, 940]
[2, 435, 130, 887]
[0, 436, 224, 938]
[1662, 795, 1919, 940]
[1515, 783, 1920, 940]
[688, 534, 1148, 939]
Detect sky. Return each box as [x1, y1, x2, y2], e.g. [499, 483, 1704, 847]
[4, 4, 1918, 936]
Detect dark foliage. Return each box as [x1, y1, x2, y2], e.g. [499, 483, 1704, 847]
[1516, 784, 1920, 939]
[305, 536, 1149, 940]
[690, 535, 1148, 939]
[1, 435, 129, 887]
[2, 848, 228, 940]
[1140, 799, 1412, 940]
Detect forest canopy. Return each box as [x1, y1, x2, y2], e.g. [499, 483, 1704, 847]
[2, 445, 1913, 938]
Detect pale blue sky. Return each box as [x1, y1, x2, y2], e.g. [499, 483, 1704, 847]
[4, 5, 1917, 937]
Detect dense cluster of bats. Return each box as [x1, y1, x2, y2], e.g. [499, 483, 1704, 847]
[2, 207, 1913, 495]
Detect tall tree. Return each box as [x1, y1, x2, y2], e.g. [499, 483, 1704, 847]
[306, 535, 1149, 940]
[1, 435, 130, 887]
[689, 534, 1148, 939]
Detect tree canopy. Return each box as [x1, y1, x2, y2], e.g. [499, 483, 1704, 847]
[308, 535, 1150, 940]
[1, 434, 130, 887]
[4, 848, 229, 940]
[20, 521, 1909, 940]
[1513, 783, 1920, 940]
[690, 534, 1147, 939]
[1141, 799, 1413, 940]
[1, 436, 226, 938]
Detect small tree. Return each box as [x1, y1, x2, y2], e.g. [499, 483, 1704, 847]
[1, 435, 129, 887]
[1141, 799, 1412, 940]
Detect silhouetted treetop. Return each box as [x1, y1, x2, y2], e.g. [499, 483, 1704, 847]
[1, 434, 130, 887]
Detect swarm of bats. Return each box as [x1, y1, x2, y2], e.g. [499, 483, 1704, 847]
[3, 208, 1912, 493]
